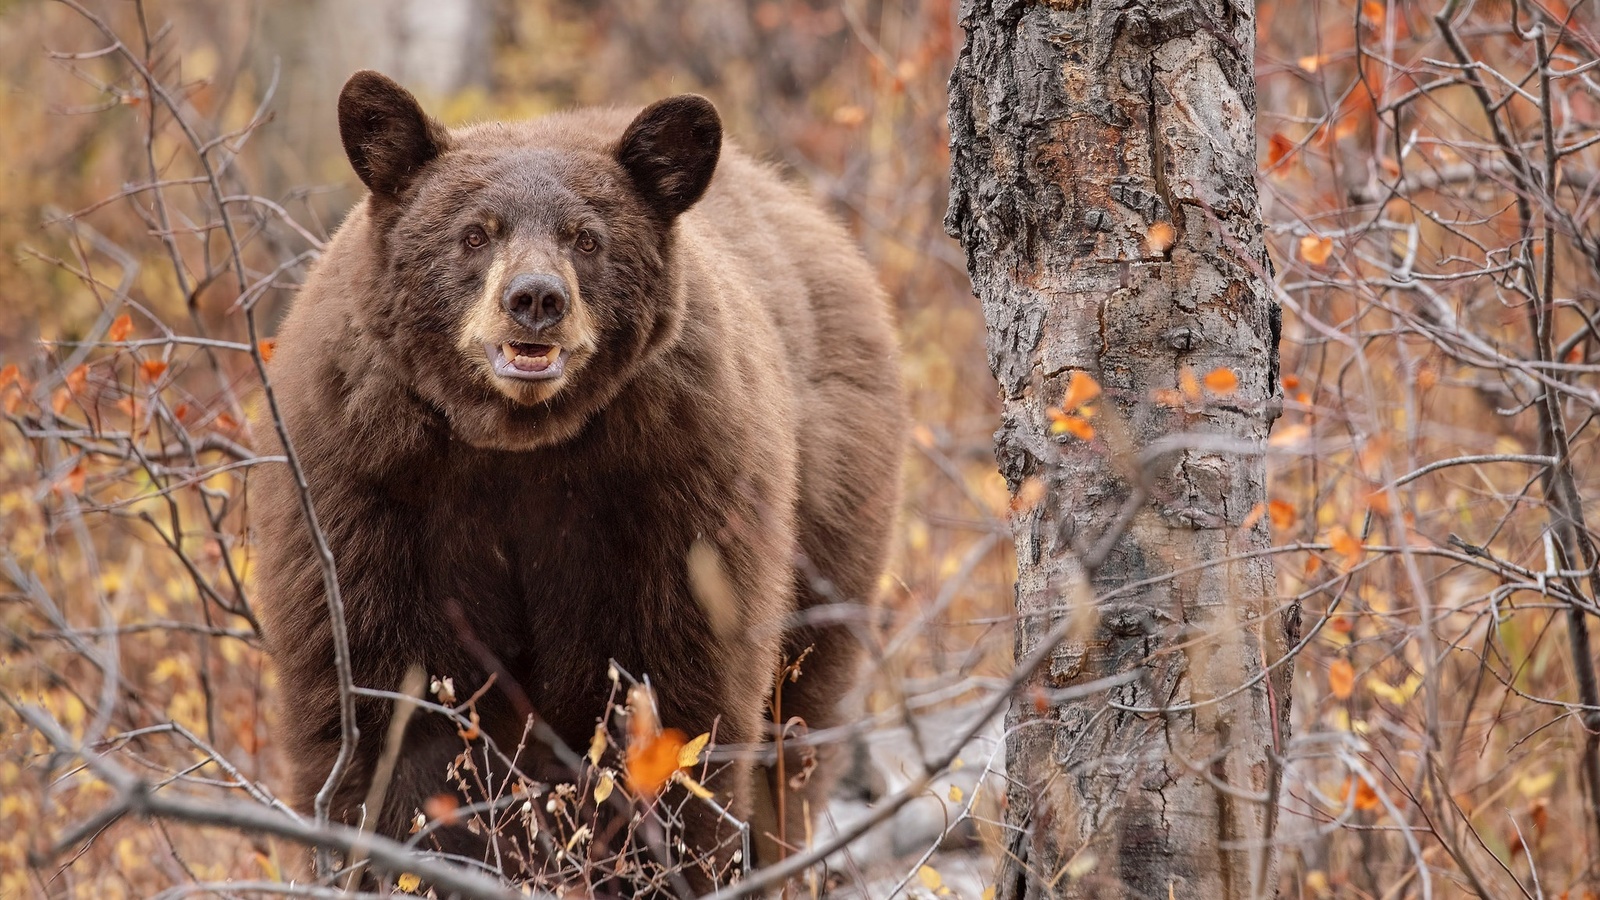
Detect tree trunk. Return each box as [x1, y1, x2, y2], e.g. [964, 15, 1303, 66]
[945, 2, 1290, 897]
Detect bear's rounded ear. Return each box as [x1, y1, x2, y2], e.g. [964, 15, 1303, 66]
[337, 70, 450, 201]
[616, 95, 722, 221]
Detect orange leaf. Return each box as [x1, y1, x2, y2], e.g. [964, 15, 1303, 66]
[1267, 133, 1295, 169]
[1179, 367, 1202, 405]
[1281, 374, 1301, 391]
[140, 359, 168, 381]
[626, 727, 687, 798]
[1145, 221, 1176, 255]
[1241, 502, 1265, 530]
[258, 339, 276, 362]
[1329, 526, 1363, 563]
[1362, 0, 1385, 25]
[174, 402, 194, 422]
[1329, 615, 1354, 635]
[1352, 778, 1380, 811]
[0, 363, 18, 391]
[1300, 235, 1334, 266]
[1060, 416, 1095, 441]
[215, 412, 240, 433]
[66, 364, 89, 395]
[1328, 659, 1355, 699]
[108, 313, 133, 343]
[1365, 489, 1392, 516]
[1203, 367, 1239, 395]
[1267, 499, 1297, 530]
[1062, 371, 1102, 411]
[1010, 476, 1047, 513]
[1030, 686, 1050, 715]
[60, 464, 86, 495]
[1151, 387, 1184, 407]
[832, 105, 867, 126]
[423, 793, 460, 825]
[2, 392, 19, 414]
[52, 387, 71, 414]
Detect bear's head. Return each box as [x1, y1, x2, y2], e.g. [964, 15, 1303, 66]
[333, 70, 721, 451]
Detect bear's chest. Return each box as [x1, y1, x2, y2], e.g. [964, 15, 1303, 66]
[386, 450, 740, 730]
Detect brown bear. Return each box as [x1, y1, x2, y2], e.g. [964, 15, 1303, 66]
[252, 69, 904, 891]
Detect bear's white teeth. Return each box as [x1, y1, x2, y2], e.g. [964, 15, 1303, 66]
[502, 342, 560, 372]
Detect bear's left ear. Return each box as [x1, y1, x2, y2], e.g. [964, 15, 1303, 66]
[338, 70, 450, 201]
[616, 95, 722, 221]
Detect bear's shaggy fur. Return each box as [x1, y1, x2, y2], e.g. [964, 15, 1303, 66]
[253, 70, 904, 884]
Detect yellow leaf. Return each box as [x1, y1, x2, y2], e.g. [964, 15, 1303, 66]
[1145, 221, 1176, 255]
[678, 732, 710, 769]
[396, 873, 421, 893]
[1203, 367, 1238, 395]
[108, 313, 133, 343]
[983, 889, 996, 900]
[1328, 659, 1355, 699]
[1062, 371, 1102, 410]
[1366, 673, 1420, 705]
[948, 784, 964, 803]
[587, 723, 607, 767]
[253, 851, 280, 882]
[594, 770, 614, 804]
[1064, 850, 1097, 879]
[1518, 770, 1556, 798]
[676, 772, 715, 800]
[1300, 234, 1334, 265]
[917, 866, 942, 890]
[1269, 422, 1310, 448]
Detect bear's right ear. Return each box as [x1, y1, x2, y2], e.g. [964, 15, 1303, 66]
[616, 95, 722, 221]
[337, 70, 449, 200]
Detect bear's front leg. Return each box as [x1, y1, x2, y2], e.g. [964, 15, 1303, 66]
[640, 636, 775, 894]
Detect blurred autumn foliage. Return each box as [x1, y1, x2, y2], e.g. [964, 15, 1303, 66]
[2, 0, 1600, 897]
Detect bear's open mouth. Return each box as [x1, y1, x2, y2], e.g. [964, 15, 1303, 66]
[487, 341, 567, 381]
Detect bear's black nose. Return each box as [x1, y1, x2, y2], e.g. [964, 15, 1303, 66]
[501, 272, 569, 331]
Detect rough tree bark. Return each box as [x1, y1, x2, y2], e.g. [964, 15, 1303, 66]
[946, 2, 1290, 897]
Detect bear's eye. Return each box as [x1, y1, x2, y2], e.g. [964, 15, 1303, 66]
[575, 229, 598, 254]
[463, 226, 489, 250]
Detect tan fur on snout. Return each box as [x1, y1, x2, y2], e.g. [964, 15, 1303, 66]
[457, 245, 596, 404]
